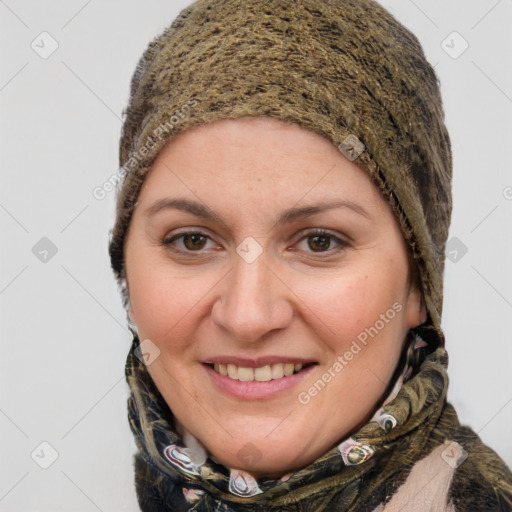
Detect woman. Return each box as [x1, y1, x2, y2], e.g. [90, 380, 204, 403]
[108, 0, 512, 510]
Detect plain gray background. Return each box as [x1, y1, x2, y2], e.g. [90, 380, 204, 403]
[1, 1, 511, 510]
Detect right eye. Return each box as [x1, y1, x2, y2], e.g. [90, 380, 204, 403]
[162, 230, 219, 253]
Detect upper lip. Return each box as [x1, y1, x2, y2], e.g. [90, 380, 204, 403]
[202, 356, 317, 368]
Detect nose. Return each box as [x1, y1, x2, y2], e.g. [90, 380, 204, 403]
[211, 249, 294, 343]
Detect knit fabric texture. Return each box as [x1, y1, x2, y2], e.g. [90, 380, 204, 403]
[108, 0, 452, 350]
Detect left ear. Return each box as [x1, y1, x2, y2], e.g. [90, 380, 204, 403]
[403, 281, 426, 330]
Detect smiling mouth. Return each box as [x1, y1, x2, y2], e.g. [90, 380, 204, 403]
[205, 362, 317, 382]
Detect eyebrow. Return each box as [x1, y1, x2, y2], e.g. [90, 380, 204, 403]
[144, 197, 371, 226]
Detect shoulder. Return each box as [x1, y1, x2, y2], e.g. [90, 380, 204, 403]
[373, 426, 512, 512]
[448, 424, 512, 511]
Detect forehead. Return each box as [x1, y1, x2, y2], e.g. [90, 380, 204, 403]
[139, 117, 384, 209]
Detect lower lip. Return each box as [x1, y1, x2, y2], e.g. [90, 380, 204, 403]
[203, 363, 317, 400]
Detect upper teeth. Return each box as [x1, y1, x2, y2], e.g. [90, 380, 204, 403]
[213, 363, 304, 381]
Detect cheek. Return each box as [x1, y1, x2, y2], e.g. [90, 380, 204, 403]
[294, 268, 404, 340]
[127, 253, 217, 347]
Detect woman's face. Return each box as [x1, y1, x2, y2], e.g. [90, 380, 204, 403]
[124, 117, 423, 478]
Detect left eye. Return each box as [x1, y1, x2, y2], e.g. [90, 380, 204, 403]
[295, 229, 348, 254]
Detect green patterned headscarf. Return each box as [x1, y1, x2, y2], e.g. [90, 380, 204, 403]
[109, 0, 512, 509]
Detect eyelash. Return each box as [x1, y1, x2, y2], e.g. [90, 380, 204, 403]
[161, 229, 349, 258]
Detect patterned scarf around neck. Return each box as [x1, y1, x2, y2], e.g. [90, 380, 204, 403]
[124, 329, 512, 511]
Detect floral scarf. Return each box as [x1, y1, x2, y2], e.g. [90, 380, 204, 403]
[125, 329, 512, 511]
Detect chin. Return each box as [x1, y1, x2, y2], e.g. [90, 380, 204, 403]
[204, 431, 320, 477]
[216, 448, 306, 478]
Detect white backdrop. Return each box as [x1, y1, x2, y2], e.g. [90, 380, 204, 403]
[1, 1, 511, 510]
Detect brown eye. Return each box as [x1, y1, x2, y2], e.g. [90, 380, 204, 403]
[162, 231, 215, 252]
[182, 233, 208, 251]
[308, 234, 332, 252]
[296, 229, 348, 255]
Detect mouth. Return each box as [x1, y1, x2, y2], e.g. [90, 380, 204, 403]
[203, 361, 318, 382]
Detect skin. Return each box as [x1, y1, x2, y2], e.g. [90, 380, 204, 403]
[124, 117, 424, 479]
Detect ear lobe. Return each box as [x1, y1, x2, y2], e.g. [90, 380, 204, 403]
[128, 301, 137, 326]
[127, 304, 140, 337]
[404, 283, 425, 329]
